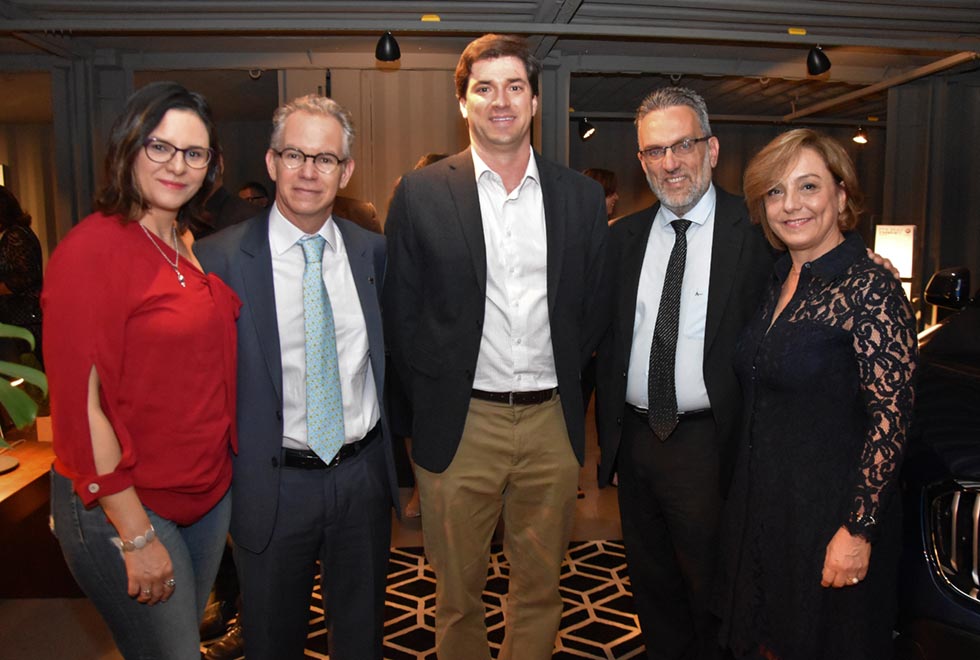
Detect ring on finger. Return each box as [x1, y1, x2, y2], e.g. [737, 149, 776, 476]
[850, 576, 859, 585]
[142, 587, 151, 596]
[164, 578, 176, 588]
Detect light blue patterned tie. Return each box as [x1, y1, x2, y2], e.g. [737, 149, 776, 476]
[300, 235, 345, 463]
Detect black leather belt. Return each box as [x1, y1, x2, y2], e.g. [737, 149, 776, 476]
[282, 423, 380, 470]
[628, 404, 712, 421]
[471, 388, 557, 405]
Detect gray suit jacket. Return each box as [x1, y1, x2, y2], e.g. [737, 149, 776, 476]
[382, 148, 610, 473]
[197, 210, 398, 553]
[595, 186, 773, 493]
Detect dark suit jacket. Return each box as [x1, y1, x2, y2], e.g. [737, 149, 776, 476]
[196, 210, 398, 553]
[595, 186, 773, 494]
[383, 148, 609, 473]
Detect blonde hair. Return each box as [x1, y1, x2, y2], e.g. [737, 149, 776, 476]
[743, 128, 862, 251]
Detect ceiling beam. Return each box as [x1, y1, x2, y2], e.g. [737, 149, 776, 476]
[784, 51, 980, 120]
[1, 18, 978, 55]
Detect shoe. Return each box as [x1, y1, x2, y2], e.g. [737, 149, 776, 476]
[199, 600, 236, 640]
[405, 487, 421, 518]
[204, 623, 244, 660]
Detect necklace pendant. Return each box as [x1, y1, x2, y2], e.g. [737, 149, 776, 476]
[176, 270, 186, 287]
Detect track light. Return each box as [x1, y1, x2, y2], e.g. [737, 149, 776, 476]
[806, 46, 831, 75]
[852, 126, 868, 145]
[579, 118, 596, 141]
[375, 31, 401, 62]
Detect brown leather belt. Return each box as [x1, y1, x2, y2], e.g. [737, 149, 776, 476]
[471, 388, 558, 406]
[282, 423, 380, 469]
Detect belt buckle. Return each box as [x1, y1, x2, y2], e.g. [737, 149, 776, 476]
[508, 392, 516, 406]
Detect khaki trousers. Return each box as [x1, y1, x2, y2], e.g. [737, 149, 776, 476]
[416, 394, 579, 660]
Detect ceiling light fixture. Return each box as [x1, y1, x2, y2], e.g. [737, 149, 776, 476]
[852, 126, 869, 144]
[375, 31, 401, 62]
[806, 46, 831, 75]
[579, 118, 596, 141]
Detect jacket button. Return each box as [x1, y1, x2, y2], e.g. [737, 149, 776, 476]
[271, 456, 279, 468]
[616, 417, 622, 425]
[622, 371, 627, 378]
[276, 410, 283, 420]
[368, 276, 375, 284]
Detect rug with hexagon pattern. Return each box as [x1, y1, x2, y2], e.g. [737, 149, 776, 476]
[289, 540, 645, 659]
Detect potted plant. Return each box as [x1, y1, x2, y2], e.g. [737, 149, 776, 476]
[0, 322, 47, 472]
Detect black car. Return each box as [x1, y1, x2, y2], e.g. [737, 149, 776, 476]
[895, 267, 980, 660]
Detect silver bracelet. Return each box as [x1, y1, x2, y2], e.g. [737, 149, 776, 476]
[112, 525, 157, 552]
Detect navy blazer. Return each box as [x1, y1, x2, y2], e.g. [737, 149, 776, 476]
[382, 148, 610, 473]
[594, 187, 773, 494]
[197, 210, 398, 553]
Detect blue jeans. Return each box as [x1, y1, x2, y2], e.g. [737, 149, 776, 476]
[50, 469, 231, 660]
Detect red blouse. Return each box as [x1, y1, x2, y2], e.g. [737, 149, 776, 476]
[42, 213, 240, 525]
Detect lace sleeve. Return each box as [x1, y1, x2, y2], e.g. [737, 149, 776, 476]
[844, 269, 917, 542]
[0, 226, 43, 293]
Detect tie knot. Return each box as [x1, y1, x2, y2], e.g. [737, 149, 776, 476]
[300, 235, 326, 264]
[671, 219, 692, 235]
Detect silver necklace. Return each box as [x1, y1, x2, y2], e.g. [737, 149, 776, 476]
[139, 222, 186, 287]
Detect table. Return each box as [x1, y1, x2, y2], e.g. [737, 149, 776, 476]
[0, 433, 82, 597]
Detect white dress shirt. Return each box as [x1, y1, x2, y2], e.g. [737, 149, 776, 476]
[268, 204, 380, 450]
[471, 147, 558, 392]
[625, 184, 716, 412]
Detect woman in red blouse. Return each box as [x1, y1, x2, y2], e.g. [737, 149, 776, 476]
[43, 81, 240, 659]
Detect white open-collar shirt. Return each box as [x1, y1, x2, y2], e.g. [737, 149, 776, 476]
[471, 146, 558, 392]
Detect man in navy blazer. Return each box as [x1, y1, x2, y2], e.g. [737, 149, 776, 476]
[594, 88, 773, 660]
[383, 34, 609, 660]
[197, 95, 397, 660]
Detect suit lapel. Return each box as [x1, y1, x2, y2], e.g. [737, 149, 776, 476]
[335, 220, 384, 390]
[705, 190, 746, 354]
[537, 155, 565, 315]
[446, 150, 488, 293]
[239, 213, 284, 402]
[619, 207, 656, 356]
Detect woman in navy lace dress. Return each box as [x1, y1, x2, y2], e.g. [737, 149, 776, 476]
[717, 129, 917, 660]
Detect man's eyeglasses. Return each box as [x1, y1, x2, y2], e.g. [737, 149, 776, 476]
[143, 137, 214, 169]
[273, 148, 346, 175]
[638, 136, 712, 162]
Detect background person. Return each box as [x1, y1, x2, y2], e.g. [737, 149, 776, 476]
[582, 167, 619, 222]
[716, 128, 917, 660]
[43, 81, 240, 659]
[0, 185, 44, 367]
[237, 180, 271, 208]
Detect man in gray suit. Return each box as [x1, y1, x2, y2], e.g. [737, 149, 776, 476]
[383, 34, 609, 660]
[197, 94, 397, 660]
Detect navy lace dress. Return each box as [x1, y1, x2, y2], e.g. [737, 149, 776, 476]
[717, 232, 917, 660]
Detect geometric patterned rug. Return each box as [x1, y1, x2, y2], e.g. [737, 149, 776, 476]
[297, 540, 646, 659]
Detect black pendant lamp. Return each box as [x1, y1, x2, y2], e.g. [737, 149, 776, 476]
[579, 118, 596, 141]
[806, 46, 831, 75]
[376, 31, 401, 62]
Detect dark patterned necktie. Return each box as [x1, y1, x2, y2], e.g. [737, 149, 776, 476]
[648, 219, 692, 440]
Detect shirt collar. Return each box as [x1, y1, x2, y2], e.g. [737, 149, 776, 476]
[268, 202, 341, 256]
[470, 145, 540, 189]
[656, 183, 716, 229]
[774, 230, 866, 283]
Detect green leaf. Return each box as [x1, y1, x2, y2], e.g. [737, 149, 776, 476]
[0, 322, 35, 351]
[0, 378, 39, 429]
[0, 360, 47, 397]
